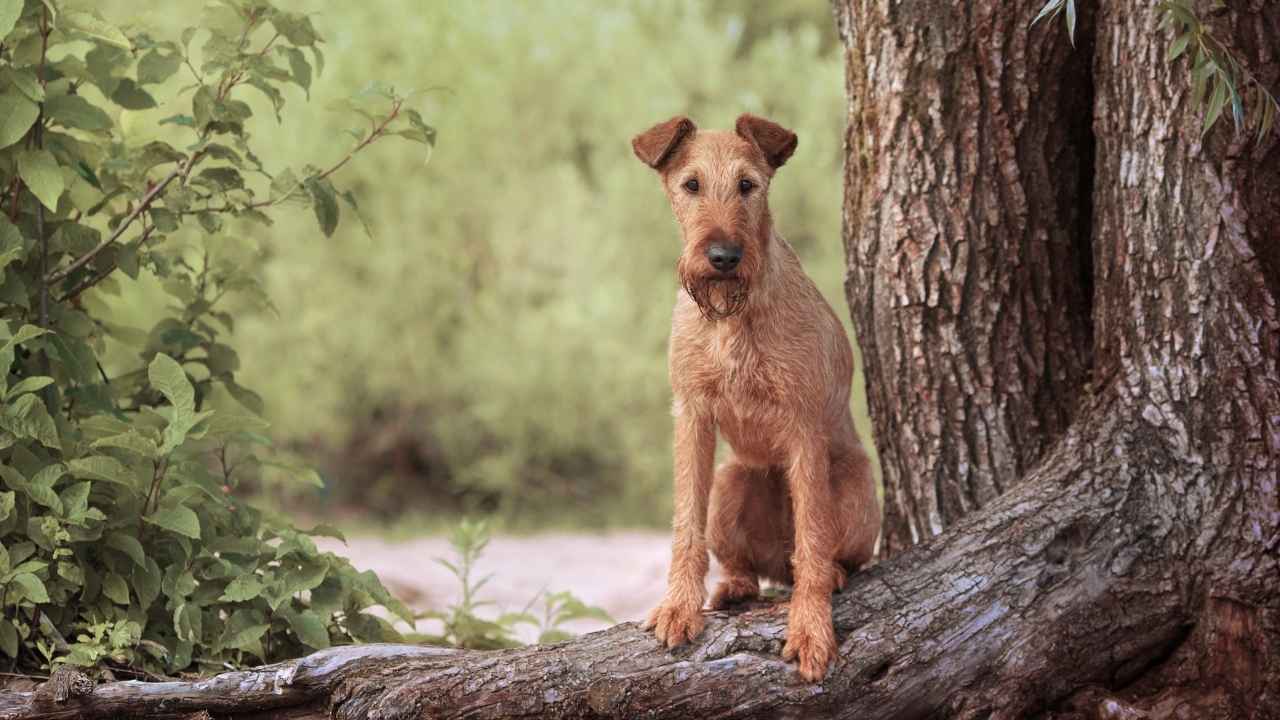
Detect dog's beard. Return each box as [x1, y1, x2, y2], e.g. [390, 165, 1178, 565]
[682, 275, 750, 320]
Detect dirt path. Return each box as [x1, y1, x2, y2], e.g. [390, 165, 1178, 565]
[316, 533, 724, 641]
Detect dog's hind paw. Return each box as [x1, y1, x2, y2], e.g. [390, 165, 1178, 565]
[709, 576, 760, 609]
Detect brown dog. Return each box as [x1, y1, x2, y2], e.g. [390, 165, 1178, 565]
[633, 115, 881, 681]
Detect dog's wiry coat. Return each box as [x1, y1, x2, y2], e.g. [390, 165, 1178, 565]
[634, 115, 881, 682]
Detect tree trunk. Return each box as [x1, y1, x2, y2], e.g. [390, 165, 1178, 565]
[5, 1, 1276, 718]
[837, 0, 1096, 554]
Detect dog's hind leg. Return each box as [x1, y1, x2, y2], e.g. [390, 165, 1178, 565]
[707, 460, 792, 608]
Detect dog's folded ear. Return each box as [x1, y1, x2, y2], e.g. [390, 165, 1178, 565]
[735, 114, 798, 169]
[632, 116, 697, 170]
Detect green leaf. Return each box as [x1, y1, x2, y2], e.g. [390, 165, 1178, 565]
[1065, 0, 1076, 46]
[149, 353, 195, 415]
[0, 67, 41, 103]
[144, 505, 200, 539]
[0, 394, 61, 450]
[1167, 32, 1192, 62]
[59, 481, 91, 518]
[270, 12, 320, 46]
[0, 89, 39, 149]
[67, 456, 136, 486]
[0, 620, 16, 659]
[1204, 74, 1228, 135]
[281, 47, 312, 97]
[91, 430, 159, 458]
[0, 218, 23, 275]
[5, 376, 53, 401]
[102, 572, 130, 604]
[305, 176, 339, 237]
[134, 557, 162, 608]
[138, 50, 182, 85]
[220, 575, 265, 602]
[0, 491, 13, 522]
[1030, 0, 1064, 28]
[60, 9, 130, 49]
[11, 572, 48, 603]
[106, 532, 147, 567]
[45, 94, 113, 132]
[18, 150, 65, 211]
[283, 609, 330, 649]
[0, 0, 21, 40]
[110, 78, 158, 110]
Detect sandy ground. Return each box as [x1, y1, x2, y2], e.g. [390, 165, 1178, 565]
[316, 533, 725, 642]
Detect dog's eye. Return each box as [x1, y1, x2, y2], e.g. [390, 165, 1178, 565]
[683, 178, 699, 194]
[739, 178, 755, 195]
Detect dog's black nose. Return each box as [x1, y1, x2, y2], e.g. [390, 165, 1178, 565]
[706, 244, 742, 272]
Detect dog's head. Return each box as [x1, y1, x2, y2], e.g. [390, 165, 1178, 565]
[633, 114, 797, 320]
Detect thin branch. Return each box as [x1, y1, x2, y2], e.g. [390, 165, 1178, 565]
[57, 225, 157, 303]
[45, 159, 194, 286]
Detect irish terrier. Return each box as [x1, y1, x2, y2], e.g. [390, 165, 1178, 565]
[633, 114, 881, 682]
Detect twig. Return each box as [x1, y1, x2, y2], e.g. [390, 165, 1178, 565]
[45, 159, 192, 285]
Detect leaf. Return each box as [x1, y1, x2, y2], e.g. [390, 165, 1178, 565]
[67, 456, 136, 486]
[110, 78, 158, 110]
[0, 0, 21, 40]
[18, 150, 65, 211]
[144, 505, 200, 539]
[133, 557, 162, 608]
[102, 572, 130, 604]
[1167, 32, 1192, 62]
[1065, 0, 1076, 46]
[0, 491, 13, 522]
[220, 575, 265, 602]
[60, 9, 130, 49]
[305, 176, 339, 237]
[281, 47, 311, 97]
[149, 353, 195, 415]
[107, 533, 147, 567]
[270, 12, 319, 46]
[0, 89, 39, 149]
[0, 218, 23, 275]
[59, 481, 91, 518]
[1030, 0, 1064, 28]
[5, 376, 53, 401]
[91, 431, 159, 458]
[0, 620, 16, 659]
[1204, 74, 1228, 135]
[11, 572, 49, 603]
[283, 609, 330, 649]
[45, 94, 113, 132]
[138, 50, 182, 85]
[0, 394, 61, 450]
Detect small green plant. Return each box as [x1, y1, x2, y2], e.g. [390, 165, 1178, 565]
[417, 519, 612, 649]
[1032, 0, 1278, 141]
[0, 0, 431, 674]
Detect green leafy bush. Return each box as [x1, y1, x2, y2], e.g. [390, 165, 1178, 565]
[0, 0, 430, 673]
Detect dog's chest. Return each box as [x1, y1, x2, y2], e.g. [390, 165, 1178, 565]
[696, 327, 790, 459]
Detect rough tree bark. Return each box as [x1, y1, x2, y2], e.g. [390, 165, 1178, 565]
[839, 0, 1096, 555]
[3, 1, 1277, 718]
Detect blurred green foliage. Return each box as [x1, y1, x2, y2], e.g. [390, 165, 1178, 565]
[96, 1, 874, 528]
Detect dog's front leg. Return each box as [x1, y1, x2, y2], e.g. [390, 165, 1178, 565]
[782, 435, 839, 681]
[644, 401, 715, 647]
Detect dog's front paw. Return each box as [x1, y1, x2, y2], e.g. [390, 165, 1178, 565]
[643, 599, 705, 647]
[782, 604, 837, 682]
